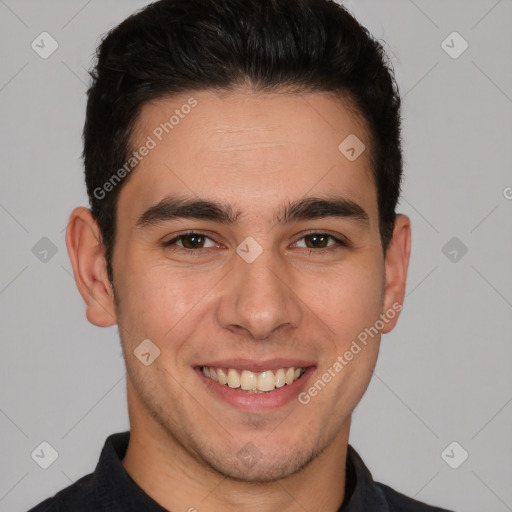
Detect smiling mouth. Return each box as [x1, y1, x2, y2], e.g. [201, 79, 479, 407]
[200, 366, 306, 393]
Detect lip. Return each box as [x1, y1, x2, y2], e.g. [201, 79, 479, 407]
[194, 363, 316, 412]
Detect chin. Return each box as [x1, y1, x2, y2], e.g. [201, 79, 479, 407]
[196, 441, 320, 484]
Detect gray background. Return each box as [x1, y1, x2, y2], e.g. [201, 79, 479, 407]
[0, 0, 511, 511]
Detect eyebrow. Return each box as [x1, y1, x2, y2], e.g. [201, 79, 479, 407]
[136, 194, 370, 229]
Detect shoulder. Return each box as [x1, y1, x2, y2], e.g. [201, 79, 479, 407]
[26, 473, 97, 512]
[377, 481, 455, 512]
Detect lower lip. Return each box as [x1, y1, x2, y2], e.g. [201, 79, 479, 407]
[195, 367, 316, 412]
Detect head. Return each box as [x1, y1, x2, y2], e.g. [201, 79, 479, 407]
[67, 0, 410, 483]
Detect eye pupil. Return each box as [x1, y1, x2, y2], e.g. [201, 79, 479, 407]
[183, 234, 204, 249]
[306, 234, 328, 248]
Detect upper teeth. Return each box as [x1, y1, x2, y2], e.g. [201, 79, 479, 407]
[202, 366, 305, 392]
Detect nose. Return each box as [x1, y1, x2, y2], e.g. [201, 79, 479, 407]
[217, 246, 302, 340]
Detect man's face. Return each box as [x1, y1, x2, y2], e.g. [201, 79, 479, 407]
[109, 89, 394, 481]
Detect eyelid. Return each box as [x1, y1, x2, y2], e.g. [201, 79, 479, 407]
[163, 229, 350, 252]
[163, 230, 220, 248]
[295, 229, 350, 247]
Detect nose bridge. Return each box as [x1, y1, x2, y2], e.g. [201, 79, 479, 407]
[218, 240, 302, 340]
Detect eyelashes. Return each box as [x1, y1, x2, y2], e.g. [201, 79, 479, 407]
[162, 230, 349, 256]
[163, 231, 217, 251]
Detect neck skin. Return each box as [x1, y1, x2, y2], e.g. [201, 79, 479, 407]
[121, 377, 350, 512]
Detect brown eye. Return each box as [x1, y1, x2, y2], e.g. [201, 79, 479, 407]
[179, 233, 206, 249]
[293, 233, 347, 252]
[304, 233, 330, 249]
[163, 232, 216, 251]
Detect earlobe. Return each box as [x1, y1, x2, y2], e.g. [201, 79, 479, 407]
[65, 207, 118, 327]
[381, 214, 411, 334]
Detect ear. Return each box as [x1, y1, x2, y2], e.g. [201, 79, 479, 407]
[381, 214, 411, 334]
[65, 207, 117, 327]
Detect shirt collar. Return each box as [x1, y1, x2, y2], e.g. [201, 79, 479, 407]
[341, 444, 391, 511]
[94, 431, 169, 511]
[93, 431, 391, 511]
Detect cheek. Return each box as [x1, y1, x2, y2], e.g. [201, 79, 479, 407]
[297, 257, 384, 337]
[114, 240, 384, 346]
[113, 256, 218, 342]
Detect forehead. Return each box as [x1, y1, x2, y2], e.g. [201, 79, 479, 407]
[122, 89, 377, 225]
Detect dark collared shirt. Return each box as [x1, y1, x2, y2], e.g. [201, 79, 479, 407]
[27, 431, 454, 512]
